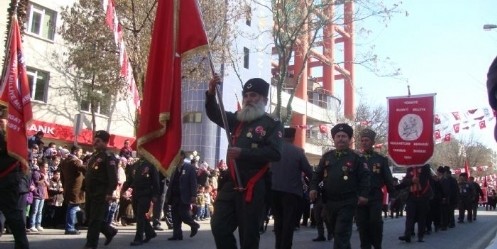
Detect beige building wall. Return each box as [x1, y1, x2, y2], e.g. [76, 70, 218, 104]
[1, 0, 137, 148]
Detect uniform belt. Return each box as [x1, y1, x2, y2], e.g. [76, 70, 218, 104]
[327, 192, 356, 201]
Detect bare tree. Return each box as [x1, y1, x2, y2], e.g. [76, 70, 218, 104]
[249, 0, 403, 124]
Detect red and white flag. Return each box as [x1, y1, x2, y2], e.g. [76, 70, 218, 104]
[479, 120, 486, 129]
[444, 133, 451, 142]
[0, 15, 33, 171]
[137, 0, 208, 172]
[387, 94, 435, 167]
[453, 123, 460, 133]
[434, 129, 441, 139]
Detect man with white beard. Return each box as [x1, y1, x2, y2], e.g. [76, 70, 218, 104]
[205, 75, 283, 249]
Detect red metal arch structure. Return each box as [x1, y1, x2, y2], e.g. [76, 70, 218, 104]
[271, 1, 355, 149]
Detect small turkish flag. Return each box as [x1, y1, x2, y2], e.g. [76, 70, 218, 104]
[434, 114, 441, 125]
[444, 133, 451, 142]
[434, 130, 441, 139]
[319, 124, 327, 134]
[453, 123, 460, 133]
[479, 120, 486, 129]
[452, 112, 460, 120]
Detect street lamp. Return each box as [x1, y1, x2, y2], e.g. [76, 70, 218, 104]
[483, 24, 497, 31]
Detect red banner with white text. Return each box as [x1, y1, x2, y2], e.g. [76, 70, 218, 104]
[387, 94, 435, 167]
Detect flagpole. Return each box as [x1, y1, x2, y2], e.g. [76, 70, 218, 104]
[207, 51, 244, 191]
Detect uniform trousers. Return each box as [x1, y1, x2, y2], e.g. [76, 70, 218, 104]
[271, 191, 301, 249]
[133, 196, 155, 242]
[0, 171, 29, 249]
[85, 196, 116, 248]
[211, 181, 266, 249]
[313, 197, 332, 239]
[356, 199, 383, 249]
[325, 199, 357, 249]
[404, 198, 429, 240]
[170, 196, 198, 239]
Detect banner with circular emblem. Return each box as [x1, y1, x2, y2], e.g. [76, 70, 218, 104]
[387, 94, 436, 167]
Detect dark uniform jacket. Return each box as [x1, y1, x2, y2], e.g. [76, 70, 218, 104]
[205, 93, 283, 191]
[165, 162, 197, 205]
[60, 154, 86, 204]
[85, 150, 118, 198]
[310, 149, 370, 202]
[271, 141, 313, 197]
[361, 150, 394, 201]
[398, 166, 432, 201]
[122, 159, 160, 199]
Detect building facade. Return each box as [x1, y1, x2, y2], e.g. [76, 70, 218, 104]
[0, 0, 136, 151]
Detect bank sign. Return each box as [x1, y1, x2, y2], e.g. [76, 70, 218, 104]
[387, 94, 435, 167]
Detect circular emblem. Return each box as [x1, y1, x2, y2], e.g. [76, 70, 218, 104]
[398, 114, 423, 141]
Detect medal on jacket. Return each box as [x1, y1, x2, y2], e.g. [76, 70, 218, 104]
[247, 132, 253, 138]
[342, 166, 349, 180]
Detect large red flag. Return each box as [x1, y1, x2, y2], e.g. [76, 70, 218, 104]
[0, 15, 33, 171]
[137, 0, 208, 173]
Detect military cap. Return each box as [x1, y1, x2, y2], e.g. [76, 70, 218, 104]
[443, 166, 451, 174]
[331, 123, 353, 138]
[284, 127, 296, 139]
[242, 78, 269, 98]
[436, 166, 445, 173]
[360, 128, 376, 141]
[459, 172, 468, 178]
[94, 130, 110, 143]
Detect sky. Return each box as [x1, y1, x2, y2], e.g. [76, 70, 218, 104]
[349, 0, 497, 150]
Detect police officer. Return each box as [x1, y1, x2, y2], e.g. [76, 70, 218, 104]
[0, 118, 29, 248]
[310, 123, 370, 249]
[356, 128, 394, 249]
[206, 75, 283, 249]
[122, 157, 160, 246]
[83, 130, 118, 249]
[271, 127, 313, 249]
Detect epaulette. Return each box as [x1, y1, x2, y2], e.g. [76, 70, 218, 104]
[322, 150, 334, 157]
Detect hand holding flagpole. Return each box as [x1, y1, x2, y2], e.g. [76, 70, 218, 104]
[207, 52, 244, 191]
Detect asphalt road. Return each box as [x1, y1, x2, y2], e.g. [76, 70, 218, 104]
[2, 208, 497, 249]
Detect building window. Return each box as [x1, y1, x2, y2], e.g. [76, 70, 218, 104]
[80, 85, 111, 116]
[183, 112, 202, 123]
[26, 67, 49, 102]
[243, 47, 250, 69]
[27, 3, 57, 41]
[245, 6, 252, 26]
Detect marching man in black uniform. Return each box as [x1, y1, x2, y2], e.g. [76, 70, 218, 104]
[121, 157, 160, 246]
[83, 130, 118, 249]
[206, 75, 283, 249]
[356, 129, 394, 249]
[310, 123, 370, 249]
[0, 118, 29, 249]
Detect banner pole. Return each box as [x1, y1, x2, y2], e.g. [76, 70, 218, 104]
[207, 51, 244, 191]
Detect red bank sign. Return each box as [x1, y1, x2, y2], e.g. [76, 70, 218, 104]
[387, 94, 435, 167]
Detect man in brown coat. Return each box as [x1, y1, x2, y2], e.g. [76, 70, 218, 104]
[60, 145, 86, 235]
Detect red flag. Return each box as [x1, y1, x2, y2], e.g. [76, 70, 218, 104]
[105, 0, 115, 29]
[479, 120, 486, 129]
[444, 133, 451, 142]
[0, 15, 33, 171]
[452, 112, 460, 120]
[137, 0, 208, 172]
[464, 159, 471, 177]
[319, 124, 328, 133]
[434, 114, 441, 124]
[453, 123, 460, 133]
[434, 129, 441, 139]
[484, 176, 488, 187]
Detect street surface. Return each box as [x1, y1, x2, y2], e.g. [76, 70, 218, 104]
[2, 208, 497, 249]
